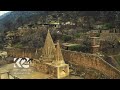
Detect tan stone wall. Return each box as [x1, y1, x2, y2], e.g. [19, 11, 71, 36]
[32, 59, 49, 73]
[6, 48, 42, 59]
[62, 50, 120, 79]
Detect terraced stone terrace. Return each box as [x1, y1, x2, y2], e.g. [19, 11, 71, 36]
[0, 63, 53, 79]
[0, 63, 79, 79]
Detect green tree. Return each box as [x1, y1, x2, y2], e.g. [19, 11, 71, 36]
[62, 35, 72, 42]
[104, 23, 113, 29]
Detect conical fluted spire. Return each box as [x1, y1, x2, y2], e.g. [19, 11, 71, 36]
[42, 30, 56, 61]
[53, 40, 65, 65]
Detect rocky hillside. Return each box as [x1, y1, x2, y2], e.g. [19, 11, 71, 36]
[0, 11, 120, 32]
[0, 11, 120, 50]
[0, 11, 47, 32]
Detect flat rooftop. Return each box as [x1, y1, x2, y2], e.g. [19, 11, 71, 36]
[62, 43, 80, 47]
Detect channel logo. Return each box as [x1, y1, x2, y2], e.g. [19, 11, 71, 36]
[14, 58, 32, 68]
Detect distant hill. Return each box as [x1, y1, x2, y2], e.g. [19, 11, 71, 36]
[0, 11, 47, 32]
[0, 11, 120, 32]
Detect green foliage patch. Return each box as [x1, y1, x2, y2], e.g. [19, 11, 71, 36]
[62, 35, 72, 42]
[69, 45, 90, 53]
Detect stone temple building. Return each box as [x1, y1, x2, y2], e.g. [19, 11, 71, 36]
[32, 30, 69, 79]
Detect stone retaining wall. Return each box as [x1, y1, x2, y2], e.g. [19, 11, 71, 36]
[62, 50, 120, 79]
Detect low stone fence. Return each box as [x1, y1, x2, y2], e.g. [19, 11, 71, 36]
[6, 48, 42, 59]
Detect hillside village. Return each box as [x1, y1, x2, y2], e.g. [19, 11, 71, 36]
[0, 11, 120, 79]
